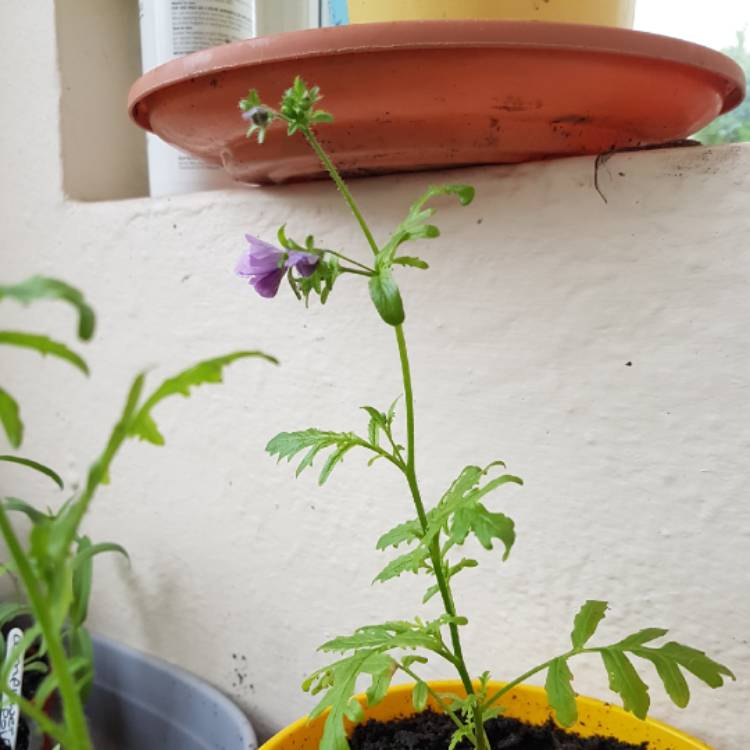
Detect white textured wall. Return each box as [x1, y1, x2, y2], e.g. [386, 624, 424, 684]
[1, 4, 749, 748]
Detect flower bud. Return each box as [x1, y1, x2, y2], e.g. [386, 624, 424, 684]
[242, 106, 271, 128]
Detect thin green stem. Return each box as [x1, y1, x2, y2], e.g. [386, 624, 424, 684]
[394, 325, 489, 750]
[0, 506, 92, 750]
[293, 110, 488, 750]
[301, 127, 380, 257]
[353, 438, 405, 472]
[58, 410, 131, 555]
[340, 268, 372, 278]
[325, 250, 374, 273]
[482, 648, 589, 712]
[396, 663, 475, 741]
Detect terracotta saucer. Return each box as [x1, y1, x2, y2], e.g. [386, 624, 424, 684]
[127, 21, 746, 185]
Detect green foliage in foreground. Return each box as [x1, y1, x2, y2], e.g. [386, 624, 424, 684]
[0, 276, 276, 749]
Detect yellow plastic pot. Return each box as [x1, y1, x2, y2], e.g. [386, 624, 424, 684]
[347, 0, 636, 28]
[261, 681, 712, 750]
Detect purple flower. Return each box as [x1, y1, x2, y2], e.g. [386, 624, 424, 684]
[287, 251, 318, 278]
[236, 235, 318, 298]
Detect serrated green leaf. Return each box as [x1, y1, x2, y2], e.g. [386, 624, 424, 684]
[268, 429, 339, 463]
[393, 257, 430, 270]
[295, 443, 327, 476]
[423, 558, 478, 603]
[658, 642, 735, 688]
[267, 427, 375, 484]
[601, 648, 650, 719]
[615, 628, 669, 649]
[452, 504, 515, 558]
[131, 351, 277, 445]
[308, 650, 395, 750]
[0, 331, 88, 374]
[369, 269, 405, 326]
[379, 184, 476, 269]
[447, 466, 484, 498]
[0, 455, 64, 489]
[632, 648, 690, 709]
[412, 681, 429, 712]
[425, 465, 522, 551]
[0, 388, 22, 448]
[376, 519, 422, 550]
[386, 396, 400, 426]
[545, 658, 578, 727]
[365, 658, 397, 706]
[361, 406, 387, 447]
[320, 620, 444, 654]
[319, 444, 353, 485]
[373, 546, 430, 584]
[471, 474, 524, 503]
[571, 601, 609, 649]
[0, 277, 96, 340]
[448, 723, 474, 750]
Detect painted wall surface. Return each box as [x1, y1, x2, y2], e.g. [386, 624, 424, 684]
[1, 3, 749, 747]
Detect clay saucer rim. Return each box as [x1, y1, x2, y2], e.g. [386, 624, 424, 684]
[128, 20, 746, 133]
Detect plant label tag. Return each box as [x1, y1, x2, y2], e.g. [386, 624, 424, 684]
[0, 627, 25, 749]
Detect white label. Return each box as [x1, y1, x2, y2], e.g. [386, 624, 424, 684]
[139, 0, 256, 71]
[138, 0, 257, 196]
[0, 628, 25, 749]
[255, 0, 320, 35]
[167, 0, 256, 57]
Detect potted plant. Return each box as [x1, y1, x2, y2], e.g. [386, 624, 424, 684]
[346, 0, 636, 28]
[0, 277, 271, 750]
[235, 79, 735, 750]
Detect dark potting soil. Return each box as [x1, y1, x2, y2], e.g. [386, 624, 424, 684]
[350, 710, 647, 750]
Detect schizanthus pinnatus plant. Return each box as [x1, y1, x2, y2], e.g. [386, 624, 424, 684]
[238, 78, 734, 750]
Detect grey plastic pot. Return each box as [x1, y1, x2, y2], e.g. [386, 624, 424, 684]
[85, 635, 257, 750]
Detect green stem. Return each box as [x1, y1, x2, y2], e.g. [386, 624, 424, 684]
[482, 648, 585, 712]
[296, 113, 487, 750]
[0, 506, 91, 750]
[58, 409, 131, 555]
[397, 663, 475, 742]
[340, 268, 372, 278]
[394, 325, 489, 750]
[353, 438, 405, 472]
[325, 250, 374, 273]
[301, 127, 380, 257]
[384, 428, 406, 469]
